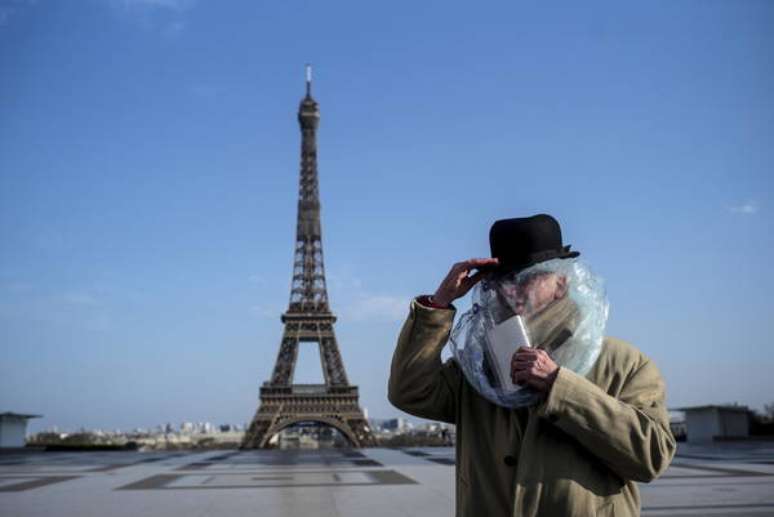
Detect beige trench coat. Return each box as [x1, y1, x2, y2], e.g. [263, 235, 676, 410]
[388, 298, 676, 517]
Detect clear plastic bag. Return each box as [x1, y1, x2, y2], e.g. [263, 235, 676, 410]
[448, 258, 609, 408]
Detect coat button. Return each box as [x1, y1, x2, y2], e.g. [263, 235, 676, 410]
[503, 455, 517, 467]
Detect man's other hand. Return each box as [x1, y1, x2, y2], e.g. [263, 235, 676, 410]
[511, 346, 560, 393]
[432, 258, 499, 307]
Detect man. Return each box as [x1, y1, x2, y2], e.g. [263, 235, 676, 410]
[388, 214, 676, 517]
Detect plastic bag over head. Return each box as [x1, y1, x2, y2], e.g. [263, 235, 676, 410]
[447, 257, 609, 408]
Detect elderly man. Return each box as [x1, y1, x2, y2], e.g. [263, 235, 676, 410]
[388, 214, 676, 517]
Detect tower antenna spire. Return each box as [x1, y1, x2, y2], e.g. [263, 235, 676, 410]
[305, 63, 312, 97]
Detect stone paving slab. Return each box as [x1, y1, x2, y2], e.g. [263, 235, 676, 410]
[0, 444, 772, 516]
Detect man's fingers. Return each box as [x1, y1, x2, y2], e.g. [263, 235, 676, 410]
[512, 370, 545, 391]
[459, 270, 485, 292]
[512, 364, 528, 375]
[448, 258, 498, 284]
[463, 257, 500, 270]
[439, 258, 500, 304]
[452, 258, 499, 275]
[438, 258, 498, 305]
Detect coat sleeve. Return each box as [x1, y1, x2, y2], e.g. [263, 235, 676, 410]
[535, 357, 677, 482]
[387, 297, 461, 424]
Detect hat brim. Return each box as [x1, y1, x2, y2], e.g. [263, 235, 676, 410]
[476, 249, 580, 275]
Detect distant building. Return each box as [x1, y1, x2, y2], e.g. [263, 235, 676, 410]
[0, 412, 42, 448]
[673, 405, 750, 443]
[416, 422, 444, 432]
[668, 411, 687, 441]
[381, 418, 409, 432]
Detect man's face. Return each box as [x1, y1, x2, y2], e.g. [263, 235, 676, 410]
[496, 271, 568, 317]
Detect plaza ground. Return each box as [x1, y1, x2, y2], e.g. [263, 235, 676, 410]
[1, 441, 774, 516]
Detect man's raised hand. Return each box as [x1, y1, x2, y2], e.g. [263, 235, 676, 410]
[432, 258, 499, 307]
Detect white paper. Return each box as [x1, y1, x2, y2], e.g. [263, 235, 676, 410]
[485, 315, 531, 391]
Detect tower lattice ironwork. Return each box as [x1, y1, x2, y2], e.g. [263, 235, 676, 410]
[242, 66, 375, 449]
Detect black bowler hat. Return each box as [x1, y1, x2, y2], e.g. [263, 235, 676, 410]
[481, 214, 579, 274]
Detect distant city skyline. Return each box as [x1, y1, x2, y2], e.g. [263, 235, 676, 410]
[1, 1, 772, 434]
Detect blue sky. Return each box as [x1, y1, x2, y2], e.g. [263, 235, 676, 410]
[1, 0, 772, 433]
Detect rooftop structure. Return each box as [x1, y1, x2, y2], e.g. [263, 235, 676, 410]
[0, 412, 42, 448]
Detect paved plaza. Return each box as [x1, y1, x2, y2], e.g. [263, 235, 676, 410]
[1, 442, 774, 516]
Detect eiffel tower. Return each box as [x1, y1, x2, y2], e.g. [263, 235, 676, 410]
[242, 66, 375, 449]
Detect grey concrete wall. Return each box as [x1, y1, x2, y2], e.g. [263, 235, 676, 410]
[718, 411, 749, 438]
[686, 409, 719, 442]
[0, 417, 27, 448]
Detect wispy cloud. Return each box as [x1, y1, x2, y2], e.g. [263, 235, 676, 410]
[728, 200, 759, 215]
[62, 291, 100, 306]
[59, 290, 110, 330]
[0, 287, 111, 332]
[328, 269, 409, 323]
[247, 274, 265, 285]
[249, 270, 410, 323]
[0, 7, 13, 27]
[250, 301, 284, 319]
[114, 0, 195, 10]
[162, 19, 185, 37]
[0, 0, 36, 28]
[2, 281, 33, 293]
[190, 83, 220, 99]
[108, 0, 195, 36]
[341, 294, 409, 323]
